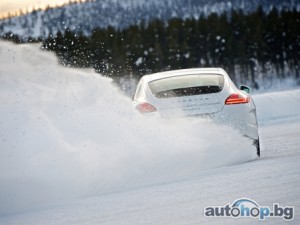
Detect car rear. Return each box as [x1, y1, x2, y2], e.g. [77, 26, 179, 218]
[133, 68, 259, 142]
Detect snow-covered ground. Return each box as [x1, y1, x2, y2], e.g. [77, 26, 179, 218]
[0, 41, 299, 224]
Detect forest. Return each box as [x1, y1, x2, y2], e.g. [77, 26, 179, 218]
[3, 6, 300, 89]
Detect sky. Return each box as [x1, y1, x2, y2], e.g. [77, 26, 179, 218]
[0, 0, 79, 18]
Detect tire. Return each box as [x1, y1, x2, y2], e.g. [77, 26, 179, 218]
[253, 138, 260, 157]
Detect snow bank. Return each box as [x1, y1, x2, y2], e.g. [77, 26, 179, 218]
[0, 41, 255, 215]
[253, 89, 300, 125]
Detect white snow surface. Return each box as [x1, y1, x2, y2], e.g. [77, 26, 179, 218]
[0, 41, 299, 224]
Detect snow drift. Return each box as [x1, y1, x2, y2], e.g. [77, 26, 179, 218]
[253, 89, 300, 125]
[0, 41, 256, 215]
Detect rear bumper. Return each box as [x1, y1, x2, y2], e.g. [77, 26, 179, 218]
[142, 99, 259, 140]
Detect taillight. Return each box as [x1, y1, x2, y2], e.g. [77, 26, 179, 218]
[136, 102, 157, 113]
[225, 93, 250, 105]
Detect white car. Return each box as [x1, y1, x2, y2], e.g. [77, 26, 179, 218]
[133, 68, 260, 156]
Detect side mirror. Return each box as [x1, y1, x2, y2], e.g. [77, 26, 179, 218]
[240, 85, 251, 93]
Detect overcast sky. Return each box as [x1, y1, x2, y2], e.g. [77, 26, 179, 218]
[0, 0, 75, 17]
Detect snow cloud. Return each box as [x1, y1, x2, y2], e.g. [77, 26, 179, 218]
[0, 41, 256, 215]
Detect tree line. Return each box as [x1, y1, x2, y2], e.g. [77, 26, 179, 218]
[3, 7, 300, 89]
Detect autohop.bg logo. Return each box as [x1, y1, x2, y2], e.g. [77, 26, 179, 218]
[204, 198, 294, 221]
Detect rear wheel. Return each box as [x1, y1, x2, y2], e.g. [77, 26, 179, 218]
[253, 138, 260, 157]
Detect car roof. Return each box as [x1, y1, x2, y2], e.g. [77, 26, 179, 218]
[142, 68, 228, 82]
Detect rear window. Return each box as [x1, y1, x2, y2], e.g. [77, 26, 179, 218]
[148, 74, 224, 98]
